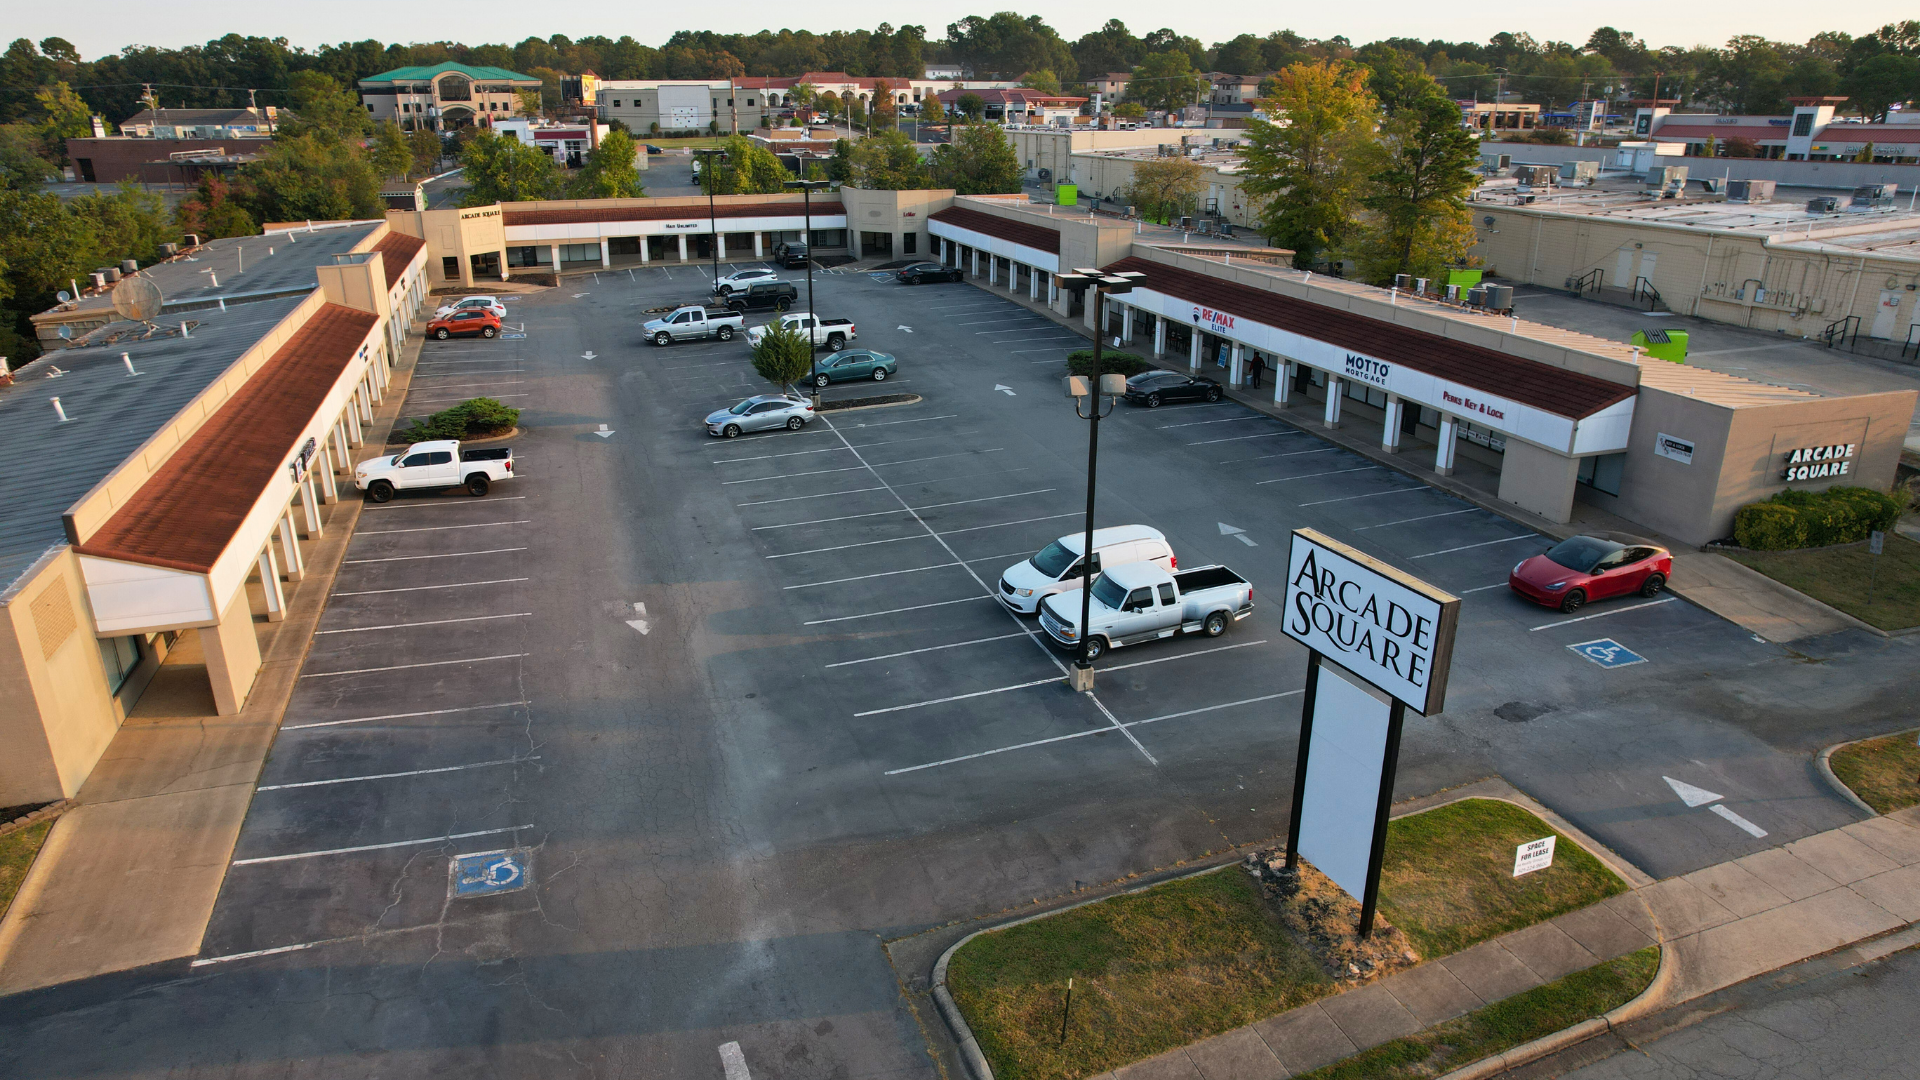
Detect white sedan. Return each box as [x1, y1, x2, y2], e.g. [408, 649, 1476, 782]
[713, 268, 782, 295]
[434, 295, 506, 319]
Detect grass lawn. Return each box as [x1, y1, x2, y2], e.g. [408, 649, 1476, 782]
[947, 869, 1334, 1080]
[1830, 730, 1920, 814]
[1380, 799, 1629, 957]
[947, 799, 1628, 1080]
[641, 135, 730, 149]
[1722, 534, 1920, 631]
[1296, 947, 1660, 1080]
[0, 820, 54, 920]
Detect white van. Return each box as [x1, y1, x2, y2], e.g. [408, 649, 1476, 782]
[998, 525, 1176, 615]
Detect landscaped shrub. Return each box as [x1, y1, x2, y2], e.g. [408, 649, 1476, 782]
[1733, 486, 1901, 550]
[1065, 350, 1151, 378]
[397, 397, 519, 444]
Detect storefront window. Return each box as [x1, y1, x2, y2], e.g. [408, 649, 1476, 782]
[1577, 452, 1626, 496]
[1459, 421, 1506, 453]
[98, 635, 141, 693]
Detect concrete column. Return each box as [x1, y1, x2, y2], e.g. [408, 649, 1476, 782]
[299, 473, 323, 537]
[1229, 343, 1245, 387]
[316, 443, 339, 503]
[345, 402, 364, 448]
[639, 237, 650, 263]
[753, 232, 764, 258]
[988, 255, 997, 284]
[1435, 414, 1458, 475]
[1030, 268, 1041, 301]
[971, 248, 980, 277]
[1275, 360, 1292, 405]
[1382, 395, 1404, 454]
[1188, 330, 1202, 373]
[335, 420, 352, 466]
[1324, 375, 1344, 428]
[497, 250, 508, 282]
[461, 253, 475, 288]
[716, 233, 727, 259]
[599, 238, 610, 268]
[279, 511, 305, 581]
[1121, 306, 1135, 343]
[257, 545, 285, 623]
[199, 589, 262, 717]
[549, 244, 561, 274]
[1153, 317, 1167, 357]
[677, 235, 688, 262]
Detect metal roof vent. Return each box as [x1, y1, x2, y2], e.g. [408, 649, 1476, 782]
[51, 397, 70, 422]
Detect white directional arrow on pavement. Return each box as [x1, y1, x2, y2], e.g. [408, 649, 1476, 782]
[593, 424, 615, 439]
[994, 384, 1016, 396]
[581, 351, 597, 360]
[625, 602, 650, 635]
[898, 325, 914, 332]
[572, 292, 591, 298]
[1218, 522, 1257, 547]
[1663, 776, 1724, 808]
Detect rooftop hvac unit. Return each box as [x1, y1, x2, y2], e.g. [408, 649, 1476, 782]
[1484, 284, 1514, 311]
[1647, 165, 1689, 189]
[1394, 274, 1414, 290]
[1466, 286, 1487, 307]
[1514, 164, 1556, 186]
[102, 266, 121, 283]
[159, 242, 178, 257]
[89, 272, 107, 290]
[1807, 196, 1841, 213]
[120, 259, 138, 274]
[1560, 160, 1600, 182]
[1849, 183, 1897, 209]
[1726, 179, 1774, 203]
[1444, 284, 1462, 301]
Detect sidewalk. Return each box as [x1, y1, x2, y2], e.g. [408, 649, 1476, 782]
[0, 326, 426, 996]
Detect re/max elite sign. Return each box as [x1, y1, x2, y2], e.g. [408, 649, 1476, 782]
[1284, 530, 1459, 715]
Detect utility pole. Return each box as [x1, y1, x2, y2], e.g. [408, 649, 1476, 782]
[729, 76, 738, 134]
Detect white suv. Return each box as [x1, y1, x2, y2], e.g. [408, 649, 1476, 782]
[998, 525, 1176, 615]
[714, 268, 781, 295]
[434, 295, 506, 319]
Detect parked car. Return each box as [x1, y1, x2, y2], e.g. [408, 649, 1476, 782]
[427, 310, 502, 339]
[433, 295, 506, 319]
[1123, 371, 1222, 407]
[714, 267, 782, 295]
[705, 394, 815, 438]
[645, 144, 664, 155]
[355, 440, 514, 502]
[775, 243, 810, 269]
[998, 525, 1176, 615]
[1509, 536, 1672, 613]
[811, 348, 896, 386]
[746, 312, 856, 350]
[724, 282, 799, 313]
[644, 304, 745, 345]
[1039, 563, 1254, 660]
[895, 262, 964, 284]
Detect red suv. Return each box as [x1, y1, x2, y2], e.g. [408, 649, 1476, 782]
[1509, 535, 1672, 613]
[428, 310, 501, 340]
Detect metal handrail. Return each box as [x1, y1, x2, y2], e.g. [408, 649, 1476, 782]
[1822, 315, 1860, 350]
[1571, 268, 1602, 296]
[1632, 276, 1663, 309]
[1903, 322, 1920, 361]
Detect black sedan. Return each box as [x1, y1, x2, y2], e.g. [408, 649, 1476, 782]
[1123, 371, 1223, 407]
[895, 261, 965, 284]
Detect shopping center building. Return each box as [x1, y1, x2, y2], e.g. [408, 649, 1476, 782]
[0, 221, 428, 804]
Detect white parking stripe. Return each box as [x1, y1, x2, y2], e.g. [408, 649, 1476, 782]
[785, 561, 963, 589]
[357, 520, 530, 535]
[314, 613, 531, 635]
[755, 507, 910, 530]
[1458, 583, 1510, 593]
[413, 370, 524, 378]
[301, 654, 529, 678]
[719, 1042, 752, 1080]
[952, 318, 1053, 326]
[868, 448, 1004, 468]
[343, 547, 527, 564]
[333, 577, 529, 597]
[937, 512, 1080, 536]
[855, 674, 1062, 716]
[1255, 466, 1381, 485]
[722, 464, 868, 485]
[1158, 415, 1269, 428]
[1528, 596, 1675, 632]
[825, 631, 1030, 668]
[282, 701, 529, 731]
[409, 394, 529, 404]
[257, 756, 535, 791]
[713, 431, 970, 464]
[941, 307, 1022, 316]
[736, 485, 887, 507]
[231, 825, 533, 866]
[413, 358, 528, 366]
[362, 497, 528, 511]
[1192, 430, 1305, 445]
[841, 413, 959, 428]
[1354, 508, 1476, 531]
[1298, 488, 1426, 508]
[804, 595, 992, 625]
[1102, 640, 1268, 672]
[1410, 535, 1537, 558]
[1218, 447, 1336, 465]
[404, 381, 524, 389]
[768, 534, 932, 559]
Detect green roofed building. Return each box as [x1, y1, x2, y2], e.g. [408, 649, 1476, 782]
[357, 61, 541, 132]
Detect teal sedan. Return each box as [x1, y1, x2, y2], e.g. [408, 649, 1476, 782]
[811, 349, 897, 387]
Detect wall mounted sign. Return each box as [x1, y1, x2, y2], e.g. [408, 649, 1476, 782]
[288, 437, 317, 482]
[1654, 432, 1695, 464]
[661, 222, 704, 231]
[1782, 442, 1854, 481]
[1342, 353, 1391, 389]
[1192, 305, 1237, 334]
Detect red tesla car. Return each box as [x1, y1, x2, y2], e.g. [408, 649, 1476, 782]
[1509, 535, 1672, 613]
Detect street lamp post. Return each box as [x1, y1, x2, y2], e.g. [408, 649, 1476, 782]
[785, 177, 832, 407]
[1053, 269, 1143, 692]
[693, 147, 725, 291]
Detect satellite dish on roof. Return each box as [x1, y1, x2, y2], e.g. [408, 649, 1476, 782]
[57, 290, 71, 303]
[111, 274, 164, 322]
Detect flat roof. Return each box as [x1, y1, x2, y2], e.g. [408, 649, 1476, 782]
[501, 202, 847, 226]
[929, 205, 1061, 253]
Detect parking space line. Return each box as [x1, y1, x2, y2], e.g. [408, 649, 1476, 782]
[1458, 582, 1510, 593]
[231, 825, 534, 866]
[1353, 508, 1476, 531]
[737, 485, 887, 507]
[768, 534, 931, 559]
[952, 319, 1052, 327]
[256, 756, 536, 791]
[843, 413, 958, 428]
[404, 381, 524, 390]
[1011, 349, 1071, 354]
[301, 654, 528, 678]
[869, 448, 1004, 468]
[1529, 596, 1674, 632]
[191, 929, 430, 968]
[314, 612, 531, 635]
[1255, 466, 1381, 485]
[755, 507, 909, 530]
[333, 577, 529, 597]
[409, 394, 529, 404]
[1219, 447, 1336, 465]
[1193, 430, 1306, 446]
[804, 595, 992, 625]
[941, 307, 1022, 317]
[1158, 415, 1268, 428]
[363, 497, 528, 511]
[722, 464, 868, 485]
[1299, 488, 1426, 508]
[936, 512, 1080, 536]
[282, 701, 529, 731]
[825, 631, 1029, 668]
[785, 561, 962, 589]
[1410, 535, 1537, 558]
[963, 549, 1037, 565]
[854, 673, 1062, 716]
[1102, 639, 1268, 672]
[714, 446, 854, 464]
[343, 547, 527, 564]
[413, 370, 524, 378]
[357, 520, 530, 536]
[413, 358, 527, 366]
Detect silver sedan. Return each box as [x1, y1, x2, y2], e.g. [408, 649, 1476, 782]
[705, 394, 814, 437]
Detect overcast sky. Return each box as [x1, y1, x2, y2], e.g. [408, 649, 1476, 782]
[16, 0, 1907, 59]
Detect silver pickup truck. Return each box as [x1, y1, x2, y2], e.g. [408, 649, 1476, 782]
[1039, 562, 1253, 660]
[644, 304, 745, 346]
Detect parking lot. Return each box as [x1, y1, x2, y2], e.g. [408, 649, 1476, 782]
[174, 262, 1914, 1079]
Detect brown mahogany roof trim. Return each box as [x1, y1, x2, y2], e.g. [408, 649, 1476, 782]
[74, 304, 379, 574]
[372, 231, 424, 290]
[1105, 258, 1636, 420]
[502, 202, 846, 226]
[930, 205, 1062, 254]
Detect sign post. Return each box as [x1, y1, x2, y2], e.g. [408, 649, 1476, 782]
[1283, 529, 1460, 937]
[1869, 529, 1884, 605]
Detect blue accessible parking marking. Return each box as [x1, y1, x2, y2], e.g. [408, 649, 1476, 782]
[1567, 638, 1647, 668]
[501, 333, 527, 339]
[450, 848, 532, 898]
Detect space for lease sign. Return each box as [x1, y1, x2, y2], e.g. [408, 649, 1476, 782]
[1285, 529, 1461, 715]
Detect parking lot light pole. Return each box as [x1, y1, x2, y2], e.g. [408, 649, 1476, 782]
[693, 148, 725, 292]
[786, 178, 832, 407]
[1055, 269, 1142, 692]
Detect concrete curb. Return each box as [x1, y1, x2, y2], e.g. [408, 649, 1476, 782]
[1700, 550, 1902, 639]
[1816, 728, 1919, 817]
[819, 394, 922, 414]
[0, 801, 73, 841]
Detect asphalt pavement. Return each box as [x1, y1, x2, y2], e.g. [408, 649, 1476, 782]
[3, 264, 1916, 1079]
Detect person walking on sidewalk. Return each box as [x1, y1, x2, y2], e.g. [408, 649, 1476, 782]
[1247, 354, 1266, 389]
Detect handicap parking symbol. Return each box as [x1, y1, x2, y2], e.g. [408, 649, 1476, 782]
[1567, 637, 1647, 669]
[501, 332, 527, 339]
[451, 848, 532, 898]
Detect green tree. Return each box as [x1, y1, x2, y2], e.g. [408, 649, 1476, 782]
[702, 135, 789, 194]
[1019, 69, 1062, 94]
[1127, 50, 1205, 113]
[176, 174, 256, 239]
[282, 71, 372, 141]
[0, 124, 55, 189]
[367, 120, 414, 179]
[1212, 35, 1266, 75]
[872, 80, 899, 128]
[954, 93, 985, 120]
[1119, 155, 1204, 223]
[1113, 102, 1147, 118]
[31, 81, 90, 164]
[1843, 54, 1920, 120]
[850, 129, 930, 189]
[826, 138, 854, 183]
[931, 123, 1020, 194]
[921, 93, 947, 126]
[242, 132, 386, 221]
[1239, 61, 1377, 268]
[408, 128, 444, 177]
[457, 128, 563, 204]
[1351, 86, 1481, 284]
[0, 188, 98, 358]
[570, 128, 646, 198]
[71, 182, 178, 264]
[751, 323, 814, 393]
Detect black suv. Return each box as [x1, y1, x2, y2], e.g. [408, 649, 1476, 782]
[724, 281, 799, 312]
[775, 243, 811, 269]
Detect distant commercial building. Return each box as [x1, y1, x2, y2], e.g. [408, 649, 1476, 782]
[1461, 101, 1541, 133]
[1635, 96, 1920, 163]
[937, 87, 1087, 125]
[64, 107, 290, 184]
[492, 118, 610, 167]
[1206, 73, 1266, 106]
[597, 72, 1019, 134]
[356, 62, 542, 131]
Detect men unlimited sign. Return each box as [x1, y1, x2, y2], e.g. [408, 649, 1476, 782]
[1284, 529, 1460, 716]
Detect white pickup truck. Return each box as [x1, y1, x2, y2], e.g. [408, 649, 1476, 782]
[745, 312, 857, 350]
[644, 305, 745, 346]
[355, 440, 515, 502]
[1039, 562, 1253, 660]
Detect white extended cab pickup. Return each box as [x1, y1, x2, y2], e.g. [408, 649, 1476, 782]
[745, 312, 856, 350]
[644, 305, 745, 346]
[1039, 562, 1253, 660]
[355, 440, 514, 503]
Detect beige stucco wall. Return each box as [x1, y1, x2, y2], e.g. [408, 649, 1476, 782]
[840, 187, 955, 258]
[0, 551, 121, 802]
[1065, 153, 1267, 229]
[1498, 439, 1584, 523]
